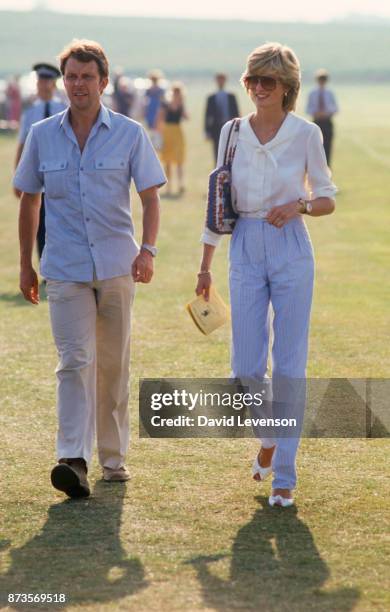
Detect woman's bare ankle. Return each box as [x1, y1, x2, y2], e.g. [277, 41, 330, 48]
[272, 488, 292, 499]
[258, 445, 275, 468]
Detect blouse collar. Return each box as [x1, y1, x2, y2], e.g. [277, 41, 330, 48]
[239, 112, 298, 150]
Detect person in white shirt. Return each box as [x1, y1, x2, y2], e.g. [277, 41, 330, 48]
[306, 69, 339, 166]
[196, 43, 337, 508]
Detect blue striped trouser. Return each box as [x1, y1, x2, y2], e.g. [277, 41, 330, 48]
[229, 216, 315, 490]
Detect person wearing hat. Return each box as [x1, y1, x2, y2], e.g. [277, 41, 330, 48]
[204, 73, 240, 163]
[14, 63, 66, 260]
[306, 69, 339, 166]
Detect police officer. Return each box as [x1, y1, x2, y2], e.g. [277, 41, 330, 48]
[14, 63, 66, 260]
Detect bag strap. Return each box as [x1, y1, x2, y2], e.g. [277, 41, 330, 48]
[223, 118, 241, 166]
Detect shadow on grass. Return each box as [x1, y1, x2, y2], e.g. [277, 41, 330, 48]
[0, 287, 47, 306]
[160, 192, 184, 200]
[0, 292, 30, 306]
[186, 495, 360, 612]
[0, 481, 147, 609]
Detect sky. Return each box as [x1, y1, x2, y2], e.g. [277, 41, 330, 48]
[1, 0, 390, 22]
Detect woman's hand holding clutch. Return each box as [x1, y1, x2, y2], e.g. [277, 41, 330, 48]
[195, 271, 212, 302]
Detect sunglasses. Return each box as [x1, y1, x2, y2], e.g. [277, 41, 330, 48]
[244, 75, 278, 91]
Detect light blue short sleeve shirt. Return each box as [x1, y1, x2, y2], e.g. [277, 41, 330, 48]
[13, 104, 167, 282]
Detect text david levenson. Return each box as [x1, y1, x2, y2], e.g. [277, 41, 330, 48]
[139, 378, 304, 438]
[150, 415, 297, 427]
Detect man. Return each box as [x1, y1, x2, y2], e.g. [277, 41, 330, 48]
[306, 69, 339, 166]
[204, 73, 240, 163]
[14, 63, 66, 260]
[14, 40, 166, 499]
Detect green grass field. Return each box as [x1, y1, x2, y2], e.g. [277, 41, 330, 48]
[0, 84, 389, 611]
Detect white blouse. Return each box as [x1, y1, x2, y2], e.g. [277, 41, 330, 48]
[201, 112, 337, 246]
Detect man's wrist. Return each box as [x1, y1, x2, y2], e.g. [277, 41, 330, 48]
[140, 243, 157, 257]
[20, 258, 33, 269]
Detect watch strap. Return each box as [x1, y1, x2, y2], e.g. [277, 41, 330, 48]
[298, 198, 311, 214]
[141, 243, 157, 257]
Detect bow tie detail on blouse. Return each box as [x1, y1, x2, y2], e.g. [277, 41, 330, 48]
[253, 145, 278, 169]
[239, 114, 296, 170]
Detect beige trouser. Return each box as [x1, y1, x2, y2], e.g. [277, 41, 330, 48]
[46, 275, 135, 469]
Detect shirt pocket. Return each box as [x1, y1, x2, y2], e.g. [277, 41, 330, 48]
[93, 158, 129, 195]
[39, 160, 68, 199]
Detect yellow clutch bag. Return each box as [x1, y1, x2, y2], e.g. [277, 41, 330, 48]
[186, 288, 230, 335]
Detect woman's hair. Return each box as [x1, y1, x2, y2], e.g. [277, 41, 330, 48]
[241, 42, 301, 111]
[58, 39, 109, 79]
[168, 81, 185, 103]
[171, 81, 184, 93]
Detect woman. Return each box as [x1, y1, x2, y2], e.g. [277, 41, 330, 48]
[6, 76, 22, 124]
[159, 82, 188, 195]
[196, 43, 336, 507]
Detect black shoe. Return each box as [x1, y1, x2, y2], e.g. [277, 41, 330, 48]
[51, 458, 90, 498]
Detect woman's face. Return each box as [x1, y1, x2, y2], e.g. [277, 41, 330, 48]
[245, 73, 288, 112]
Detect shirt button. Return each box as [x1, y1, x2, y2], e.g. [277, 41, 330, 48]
[85, 217, 90, 222]
[98, 163, 103, 167]
[60, 163, 65, 168]
[82, 192, 86, 197]
[90, 243, 94, 247]
[80, 166, 84, 171]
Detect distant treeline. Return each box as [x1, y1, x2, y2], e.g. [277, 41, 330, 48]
[1, 10, 390, 82]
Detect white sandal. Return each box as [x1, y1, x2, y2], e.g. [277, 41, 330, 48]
[252, 456, 272, 482]
[269, 495, 294, 508]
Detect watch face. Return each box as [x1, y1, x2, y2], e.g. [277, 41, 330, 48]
[307, 202, 313, 213]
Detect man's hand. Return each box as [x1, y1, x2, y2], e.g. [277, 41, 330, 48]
[266, 201, 301, 228]
[20, 266, 39, 304]
[14, 186, 22, 199]
[131, 249, 154, 283]
[314, 112, 329, 120]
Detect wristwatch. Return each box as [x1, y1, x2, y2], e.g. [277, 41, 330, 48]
[141, 243, 157, 257]
[298, 198, 313, 215]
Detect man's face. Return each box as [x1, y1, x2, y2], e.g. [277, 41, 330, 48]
[216, 75, 226, 89]
[63, 57, 108, 112]
[37, 77, 56, 101]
